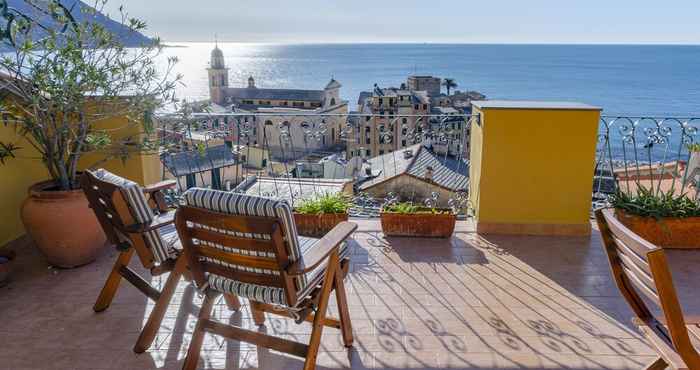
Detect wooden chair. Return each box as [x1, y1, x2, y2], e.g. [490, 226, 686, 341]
[596, 208, 700, 370]
[81, 169, 242, 354]
[175, 188, 356, 370]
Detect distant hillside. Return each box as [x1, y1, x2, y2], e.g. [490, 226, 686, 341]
[1, 0, 153, 51]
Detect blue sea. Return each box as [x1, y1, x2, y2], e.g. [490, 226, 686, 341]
[163, 43, 700, 116]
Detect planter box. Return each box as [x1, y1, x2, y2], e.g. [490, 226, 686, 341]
[380, 210, 456, 238]
[294, 213, 349, 238]
[615, 209, 700, 249]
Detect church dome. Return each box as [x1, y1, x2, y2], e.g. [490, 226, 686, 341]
[211, 46, 223, 58]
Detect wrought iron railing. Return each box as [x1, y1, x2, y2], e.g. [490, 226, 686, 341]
[154, 112, 699, 218]
[593, 116, 700, 208]
[154, 112, 473, 217]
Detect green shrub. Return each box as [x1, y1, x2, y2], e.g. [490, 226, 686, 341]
[295, 193, 351, 215]
[688, 143, 700, 152]
[609, 186, 700, 219]
[382, 202, 450, 214]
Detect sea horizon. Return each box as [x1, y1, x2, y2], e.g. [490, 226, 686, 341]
[160, 42, 700, 117]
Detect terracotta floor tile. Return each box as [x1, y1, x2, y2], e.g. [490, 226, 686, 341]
[2, 220, 698, 369]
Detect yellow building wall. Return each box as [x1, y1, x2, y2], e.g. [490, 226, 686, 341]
[469, 104, 601, 235]
[0, 112, 161, 246]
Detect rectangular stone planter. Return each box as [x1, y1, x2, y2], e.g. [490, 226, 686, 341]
[615, 209, 700, 249]
[380, 210, 456, 238]
[293, 212, 349, 238]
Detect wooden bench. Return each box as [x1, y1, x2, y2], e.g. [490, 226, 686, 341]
[596, 208, 700, 370]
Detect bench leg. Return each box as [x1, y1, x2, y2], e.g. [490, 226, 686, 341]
[182, 292, 216, 370]
[133, 255, 186, 353]
[303, 252, 338, 370]
[94, 249, 134, 312]
[334, 265, 354, 348]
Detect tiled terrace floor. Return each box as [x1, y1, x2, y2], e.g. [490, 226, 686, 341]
[1, 220, 699, 370]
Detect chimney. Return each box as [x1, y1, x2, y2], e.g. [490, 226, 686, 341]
[424, 166, 434, 182]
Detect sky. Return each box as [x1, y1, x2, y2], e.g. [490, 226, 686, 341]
[99, 0, 700, 44]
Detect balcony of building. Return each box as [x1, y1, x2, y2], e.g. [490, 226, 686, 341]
[1, 103, 699, 370]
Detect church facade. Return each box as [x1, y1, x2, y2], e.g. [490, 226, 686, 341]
[207, 46, 348, 159]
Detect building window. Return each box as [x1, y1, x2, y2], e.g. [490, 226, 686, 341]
[378, 98, 383, 105]
[293, 101, 305, 108]
[365, 149, 371, 157]
[423, 104, 428, 110]
[330, 98, 336, 106]
[402, 118, 407, 124]
[365, 126, 370, 133]
[366, 138, 371, 144]
[379, 150, 384, 155]
[414, 104, 419, 110]
[402, 140, 406, 147]
[365, 116, 371, 121]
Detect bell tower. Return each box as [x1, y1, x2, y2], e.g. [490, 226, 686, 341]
[207, 40, 229, 105]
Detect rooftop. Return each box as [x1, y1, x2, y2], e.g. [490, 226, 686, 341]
[161, 144, 239, 177]
[2, 220, 698, 369]
[359, 144, 469, 192]
[225, 87, 325, 102]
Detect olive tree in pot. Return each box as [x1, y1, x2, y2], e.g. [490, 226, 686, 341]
[0, 1, 180, 267]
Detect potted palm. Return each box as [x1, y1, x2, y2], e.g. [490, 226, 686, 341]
[380, 202, 456, 238]
[0, 1, 179, 267]
[293, 193, 351, 237]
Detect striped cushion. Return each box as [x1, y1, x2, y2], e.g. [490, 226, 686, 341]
[182, 187, 348, 306]
[94, 169, 177, 263]
[207, 236, 350, 306]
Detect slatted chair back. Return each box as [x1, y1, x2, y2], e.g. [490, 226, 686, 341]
[81, 169, 176, 268]
[596, 208, 700, 367]
[176, 188, 319, 309]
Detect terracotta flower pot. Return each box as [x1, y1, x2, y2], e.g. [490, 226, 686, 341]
[21, 180, 107, 268]
[294, 212, 349, 238]
[614, 209, 700, 249]
[0, 250, 16, 285]
[380, 209, 456, 238]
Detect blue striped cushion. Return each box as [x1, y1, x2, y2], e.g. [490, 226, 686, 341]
[207, 236, 350, 306]
[94, 169, 177, 263]
[182, 187, 349, 306]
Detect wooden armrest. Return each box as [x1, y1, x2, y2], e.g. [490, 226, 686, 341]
[286, 221, 357, 276]
[123, 210, 176, 233]
[143, 179, 177, 194]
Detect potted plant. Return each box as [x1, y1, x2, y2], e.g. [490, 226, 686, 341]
[380, 202, 456, 238]
[610, 187, 700, 249]
[0, 1, 179, 267]
[293, 193, 351, 237]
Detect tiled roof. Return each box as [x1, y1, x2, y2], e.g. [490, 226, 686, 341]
[225, 88, 324, 102]
[234, 176, 350, 204]
[359, 144, 469, 192]
[161, 145, 238, 177]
